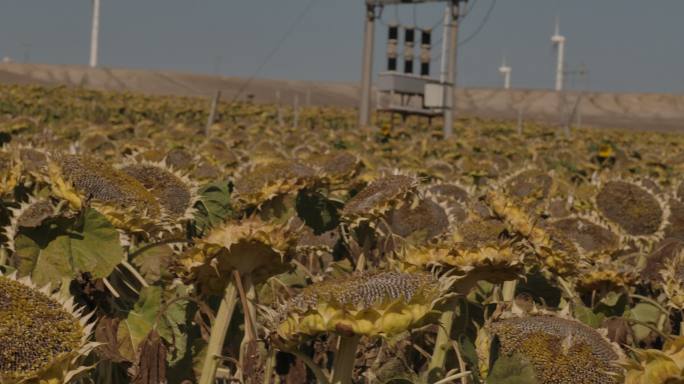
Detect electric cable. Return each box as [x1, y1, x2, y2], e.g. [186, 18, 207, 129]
[231, 0, 319, 103]
[458, 0, 496, 46]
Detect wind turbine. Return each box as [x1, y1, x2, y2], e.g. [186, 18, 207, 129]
[498, 57, 511, 89]
[89, 0, 101, 68]
[551, 18, 565, 91]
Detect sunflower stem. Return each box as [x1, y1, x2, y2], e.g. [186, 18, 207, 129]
[236, 271, 259, 375]
[0, 247, 7, 266]
[263, 348, 275, 384]
[120, 259, 149, 288]
[426, 308, 456, 382]
[198, 281, 238, 384]
[502, 280, 517, 302]
[331, 334, 361, 384]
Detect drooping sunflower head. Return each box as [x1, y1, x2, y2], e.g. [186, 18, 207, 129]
[642, 238, 684, 285]
[342, 174, 419, 225]
[595, 179, 670, 246]
[273, 270, 448, 343]
[233, 160, 317, 207]
[486, 315, 624, 384]
[0, 272, 96, 384]
[549, 215, 621, 261]
[659, 249, 684, 310]
[179, 217, 296, 294]
[537, 225, 584, 276]
[500, 167, 555, 209]
[1, 144, 50, 186]
[118, 160, 199, 222]
[425, 181, 471, 219]
[2, 197, 57, 252]
[576, 260, 636, 295]
[382, 195, 452, 246]
[47, 153, 163, 233]
[306, 151, 362, 186]
[485, 188, 581, 275]
[425, 182, 471, 205]
[0, 148, 21, 196]
[402, 234, 524, 286]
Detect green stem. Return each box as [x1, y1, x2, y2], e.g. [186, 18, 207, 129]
[426, 309, 456, 382]
[238, 273, 259, 371]
[331, 335, 361, 384]
[263, 349, 275, 384]
[198, 281, 238, 384]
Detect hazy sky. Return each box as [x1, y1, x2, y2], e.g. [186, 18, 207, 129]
[1, 1, 683, 94]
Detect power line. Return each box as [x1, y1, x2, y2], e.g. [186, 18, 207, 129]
[231, 0, 319, 103]
[458, 0, 496, 46]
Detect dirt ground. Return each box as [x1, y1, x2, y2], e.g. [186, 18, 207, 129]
[1, 62, 682, 132]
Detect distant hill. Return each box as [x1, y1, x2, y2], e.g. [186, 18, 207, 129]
[1, 62, 682, 132]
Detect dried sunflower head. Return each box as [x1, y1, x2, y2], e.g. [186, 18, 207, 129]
[576, 261, 636, 295]
[179, 217, 296, 294]
[306, 151, 362, 186]
[595, 179, 670, 246]
[118, 160, 199, 223]
[382, 195, 452, 245]
[0, 148, 21, 196]
[342, 174, 419, 225]
[486, 189, 581, 275]
[164, 147, 195, 172]
[2, 197, 57, 252]
[11, 145, 48, 185]
[403, 233, 524, 285]
[660, 250, 684, 310]
[233, 160, 316, 207]
[500, 168, 555, 209]
[425, 182, 471, 204]
[271, 270, 450, 343]
[642, 238, 684, 285]
[549, 215, 621, 261]
[48, 153, 163, 234]
[0, 272, 96, 384]
[486, 314, 624, 384]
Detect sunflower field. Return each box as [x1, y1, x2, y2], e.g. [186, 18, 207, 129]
[2, 84, 684, 384]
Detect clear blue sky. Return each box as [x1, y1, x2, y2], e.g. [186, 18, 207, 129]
[1, 1, 683, 94]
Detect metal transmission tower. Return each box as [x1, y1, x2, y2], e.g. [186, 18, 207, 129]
[358, 0, 465, 138]
[89, 0, 101, 68]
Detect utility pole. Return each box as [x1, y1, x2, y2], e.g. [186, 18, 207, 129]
[293, 94, 300, 129]
[205, 90, 221, 136]
[442, 1, 461, 138]
[358, 2, 379, 128]
[89, 0, 101, 68]
[276, 90, 284, 127]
